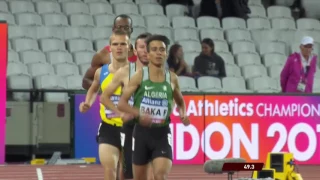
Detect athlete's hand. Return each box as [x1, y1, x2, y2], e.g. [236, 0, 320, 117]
[139, 114, 152, 127]
[180, 116, 190, 126]
[79, 102, 90, 113]
[120, 112, 134, 123]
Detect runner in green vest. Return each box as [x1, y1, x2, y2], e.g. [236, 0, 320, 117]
[118, 34, 190, 180]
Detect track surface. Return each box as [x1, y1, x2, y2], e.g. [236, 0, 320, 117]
[0, 165, 317, 180]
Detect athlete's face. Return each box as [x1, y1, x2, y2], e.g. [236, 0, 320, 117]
[134, 38, 148, 64]
[110, 34, 130, 61]
[113, 18, 132, 35]
[147, 40, 167, 67]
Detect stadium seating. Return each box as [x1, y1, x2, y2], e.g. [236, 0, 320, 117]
[3, 0, 320, 102]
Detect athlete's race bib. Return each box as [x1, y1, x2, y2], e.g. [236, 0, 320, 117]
[139, 96, 169, 124]
[105, 95, 120, 118]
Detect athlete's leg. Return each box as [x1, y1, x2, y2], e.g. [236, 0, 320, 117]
[121, 124, 134, 180]
[147, 162, 154, 180]
[150, 127, 173, 180]
[99, 144, 121, 180]
[97, 122, 122, 180]
[132, 125, 151, 180]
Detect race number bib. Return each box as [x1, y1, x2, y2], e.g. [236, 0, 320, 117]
[140, 97, 168, 124]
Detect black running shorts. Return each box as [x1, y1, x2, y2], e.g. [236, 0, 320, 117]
[121, 123, 135, 179]
[132, 124, 172, 165]
[96, 121, 122, 150]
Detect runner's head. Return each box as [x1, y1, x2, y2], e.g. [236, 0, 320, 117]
[109, 30, 130, 62]
[134, 32, 152, 65]
[113, 14, 133, 37]
[145, 34, 170, 67]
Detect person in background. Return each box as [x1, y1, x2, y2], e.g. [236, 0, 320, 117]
[193, 38, 226, 78]
[280, 36, 317, 93]
[167, 44, 189, 76]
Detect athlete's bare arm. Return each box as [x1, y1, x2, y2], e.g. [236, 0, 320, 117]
[100, 66, 129, 115]
[171, 72, 189, 125]
[85, 68, 101, 106]
[82, 48, 110, 90]
[118, 69, 143, 117]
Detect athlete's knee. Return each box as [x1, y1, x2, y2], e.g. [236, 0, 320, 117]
[153, 172, 167, 180]
[103, 166, 118, 180]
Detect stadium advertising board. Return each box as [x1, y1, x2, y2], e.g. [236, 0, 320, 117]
[0, 22, 8, 164]
[74, 94, 320, 164]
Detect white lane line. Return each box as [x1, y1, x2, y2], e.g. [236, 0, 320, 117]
[36, 168, 44, 180]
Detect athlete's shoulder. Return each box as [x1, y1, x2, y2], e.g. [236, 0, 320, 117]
[169, 71, 178, 82]
[116, 65, 130, 76]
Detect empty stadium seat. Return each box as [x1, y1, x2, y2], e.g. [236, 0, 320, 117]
[8, 50, 20, 63]
[145, 15, 170, 27]
[94, 38, 108, 51]
[147, 27, 172, 40]
[226, 29, 252, 43]
[35, 1, 61, 14]
[172, 16, 196, 29]
[39, 39, 66, 52]
[236, 53, 261, 67]
[267, 6, 292, 19]
[247, 17, 271, 30]
[9, 0, 35, 14]
[200, 29, 224, 41]
[79, 63, 91, 75]
[222, 77, 246, 91]
[174, 28, 198, 41]
[130, 27, 147, 39]
[109, 0, 133, 3]
[34, 75, 68, 102]
[197, 16, 221, 29]
[12, 38, 39, 52]
[214, 42, 230, 52]
[165, 4, 186, 19]
[66, 39, 94, 52]
[259, 42, 287, 55]
[130, 14, 146, 27]
[62, 1, 89, 15]
[178, 40, 201, 53]
[231, 41, 256, 55]
[7, 62, 29, 76]
[7, 74, 33, 101]
[64, 27, 92, 40]
[241, 65, 267, 79]
[183, 52, 198, 70]
[0, 12, 15, 25]
[73, 51, 95, 65]
[222, 17, 246, 30]
[313, 78, 320, 91]
[294, 30, 319, 43]
[92, 27, 113, 40]
[114, 3, 139, 15]
[9, 26, 37, 40]
[46, 51, 74, 65]
[271, 18, 296, 30]
[267, 65, 283, 78]
[178, 76, 198, 91]
[262, 53, 286, 67]
[93, 14, 116, 27]
[42, 13, 69, 27]
[251, 29, 285, 44]
[88, 2, 113, 15]
[139, 3, 164, 16]
[69, 14, 95, 27]
[248, 0, 262, 6]
[249, 5, 267, 18]
[247, 76, 277, 91]
[37, 26, 64, 40]
[296, 18, 320, 30]
[54, 63, 80, 76]
[66, 75, 83, 89]
[0, 1, 9, 13]
[136, 0, 158, 4]
[225, 64, 241, 77]
[28, 63, 55, 77]
[197, 76, 222, 90]
[218, 53, 235, 65]
[20, 50, 47, 65]
[15, 13, 42, 26]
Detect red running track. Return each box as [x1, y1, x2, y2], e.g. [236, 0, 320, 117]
[0, 164, 318, 180]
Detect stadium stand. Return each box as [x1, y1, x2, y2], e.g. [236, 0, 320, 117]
[3, 0, 320, 102]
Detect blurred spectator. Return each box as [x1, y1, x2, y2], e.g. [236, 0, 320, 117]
[280, 36, 317, 93]
[199, 0, 250, 19]
[193, 38, 226, 78]
[167, 44, 189, 76]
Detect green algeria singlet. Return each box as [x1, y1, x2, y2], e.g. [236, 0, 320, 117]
[133, 67, 173, 127]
